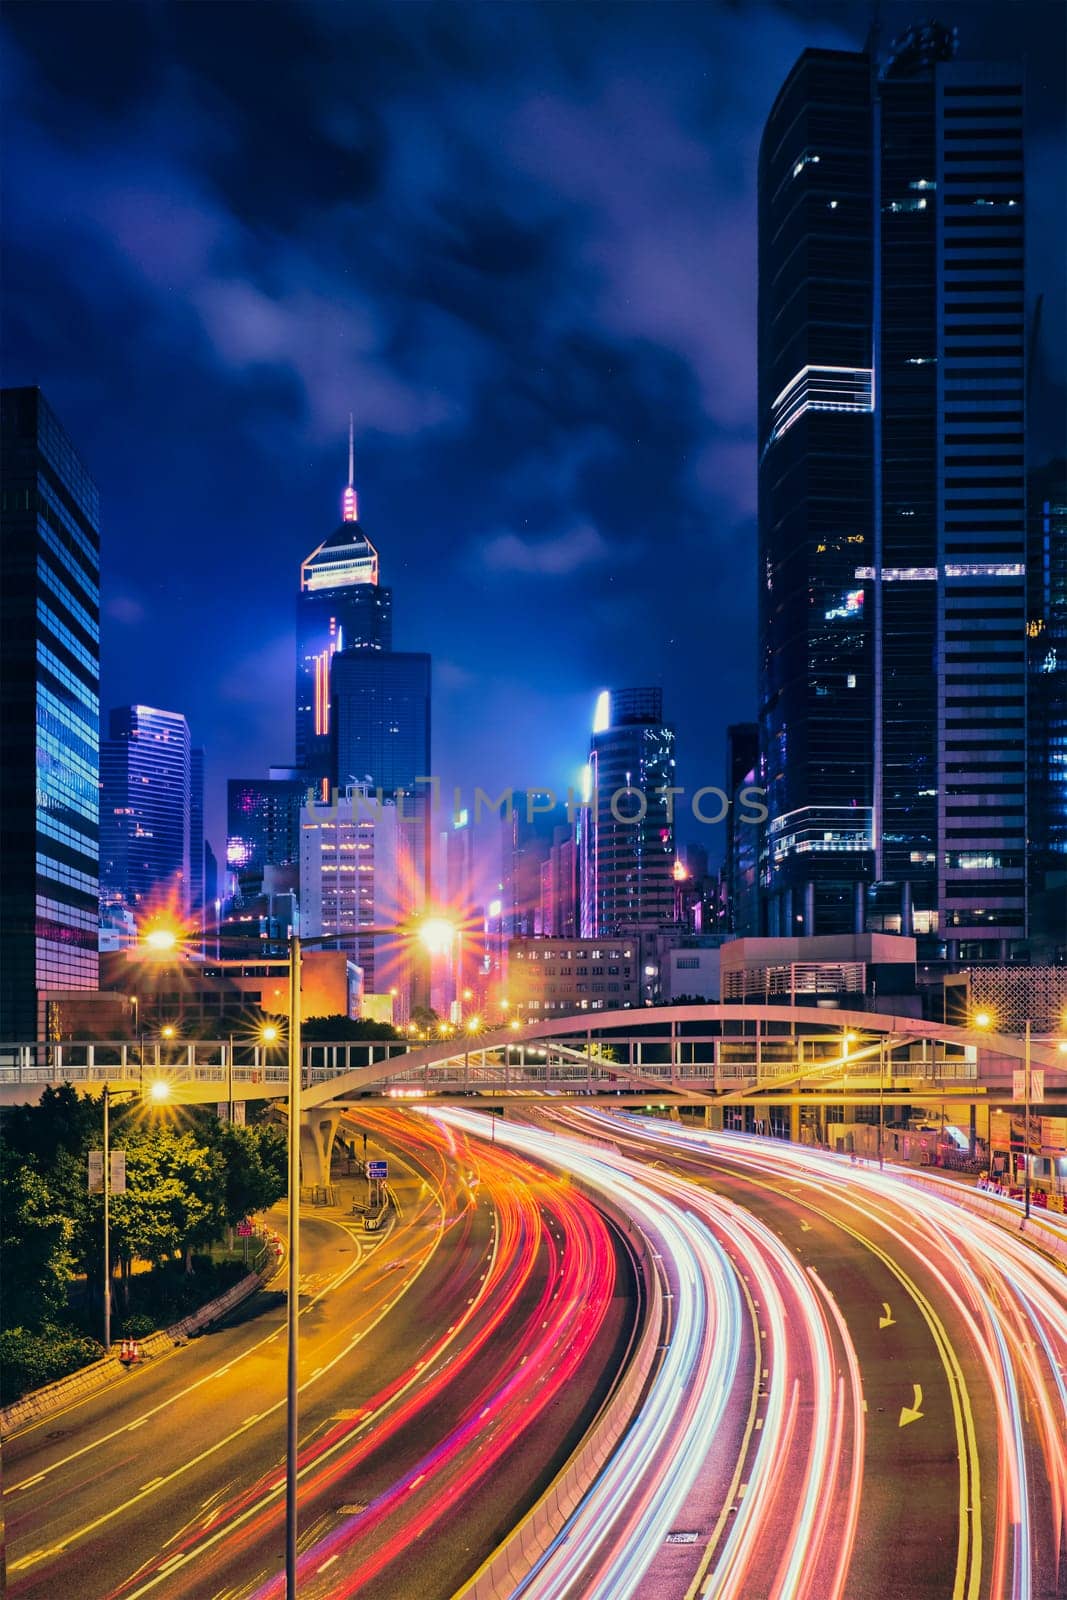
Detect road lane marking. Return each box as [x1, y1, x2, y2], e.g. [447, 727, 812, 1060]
[879, 1301, 896, 1329]
[899, 1383, 924, 1427]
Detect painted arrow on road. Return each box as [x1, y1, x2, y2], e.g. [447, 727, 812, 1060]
[899, 1383, 924, 1427]
[879, 1302, 895, 1329]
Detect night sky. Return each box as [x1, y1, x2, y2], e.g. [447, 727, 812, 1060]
[2, 1, 1063, 860]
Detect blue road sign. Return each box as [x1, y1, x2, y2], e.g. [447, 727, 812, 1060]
[367, 1160, 388, 1180]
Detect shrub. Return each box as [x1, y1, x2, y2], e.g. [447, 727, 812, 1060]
[0, 1323, 104, 1406]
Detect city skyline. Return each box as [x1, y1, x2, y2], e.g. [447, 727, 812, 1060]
[3, 2, 1063, 858]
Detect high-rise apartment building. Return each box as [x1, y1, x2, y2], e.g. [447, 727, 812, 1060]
[758, 24, 1028, 956]
[99, 705, 191, 918]
[1, 387, 101, 1037]
[296, 425, 392, 792]
[580, 687, 676, 936]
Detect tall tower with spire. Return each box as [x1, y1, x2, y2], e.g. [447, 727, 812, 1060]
[296, 420, 392, 792]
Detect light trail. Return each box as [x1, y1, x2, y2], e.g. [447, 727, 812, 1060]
[565, 1110, 1067, 1600]
[438, 1108, 862, 1600]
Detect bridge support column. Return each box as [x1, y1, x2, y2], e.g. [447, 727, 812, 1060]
[789, 1102, 801, 1144]
[299, 1107, 343, 1191]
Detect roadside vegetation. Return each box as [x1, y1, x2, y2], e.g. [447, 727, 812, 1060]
[0, 1085, 287, 1404]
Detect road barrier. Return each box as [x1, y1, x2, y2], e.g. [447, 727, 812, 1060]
[0, 1237, 279, 1437]
[454, 1166, 665, 1600]
[894, 1168, 1067, 1268]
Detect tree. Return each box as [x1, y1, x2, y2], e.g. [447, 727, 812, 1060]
[2, 1082, 99, 1169]
[300, 1015, 402, 1041]
[0, 1139, 74, 1327]
[204, 1119, 287, 1229]
[109, 1128, 225, 1274]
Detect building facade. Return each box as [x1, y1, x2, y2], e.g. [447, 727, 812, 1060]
[758, 25, 1028, 957]
[580, 688, 676, 937]
[296, 431, 392, 792]
[100, 705, 191, 920]
[299, 788, 418, 1007]
[1, 387, 101, 1038]
[1027, 459, 1067, 948]
[226, 772, 308, 903]
[507, 936, 639, 1020]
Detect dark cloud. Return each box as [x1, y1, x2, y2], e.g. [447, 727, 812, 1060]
[1, 0, 1062, 854]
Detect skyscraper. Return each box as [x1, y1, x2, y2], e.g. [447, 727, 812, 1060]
[1, 387, 100, 1038]
[296, 422, 392, 792]
[299, 788, 415, 1002]
[190, 745, 206, 921]
[758, 24, 1028, 956]
[226, 772, 307, 902]
[724, 723, 759, 934]
[331, 648, 432, 894]
[1027, 458, 1067, 945]
[99, 705, 191, 918]
[580, 687, 676, 936]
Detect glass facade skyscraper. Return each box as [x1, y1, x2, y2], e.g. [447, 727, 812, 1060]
[99, 705, 191, 918]
[226, 773, 308, 901]
[1027, 458, 1067, 945]
[1, 387, 100, 1038]
[580, 687, 676, 936]
[296, 437, 392, 792]
[758, 25, 1029, 956]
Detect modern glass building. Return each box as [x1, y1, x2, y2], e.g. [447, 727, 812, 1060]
[758, 24, 1029, 956]
[99, 705, 191, 918]
[580, 687, 676, 936]
[1027, 458, 1067, 946]
[296, 430, 392, 792]
[1, 387, 101, 1038]
[226, 772, 308, 901]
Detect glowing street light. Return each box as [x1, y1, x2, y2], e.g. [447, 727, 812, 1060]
[148, 1079, 171, 1103]
[161, 1024, 176, 1041]
[973, 1010, 994, 1031]
[142, 926, 179, 954]
[417, 916, 458, 957]
[261, 1024, 280, 1045]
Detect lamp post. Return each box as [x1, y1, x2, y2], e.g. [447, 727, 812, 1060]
[100, 1079, 170, 1351]
[1023, 1017, 1032, 1220]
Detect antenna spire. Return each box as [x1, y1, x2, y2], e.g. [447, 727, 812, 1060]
[342, 413, 358, 522]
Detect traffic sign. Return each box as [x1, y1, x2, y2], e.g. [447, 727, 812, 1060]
[367, 1160, 388, 1180]
[236, 1218, 254, 1238]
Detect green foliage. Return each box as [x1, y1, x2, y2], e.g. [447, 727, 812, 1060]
[109, 1129, 225, 1269]
[300, 1014, 402, 1041]
[0, 1324, 104, 1407]
[410, 1005, 440, 1033]
[0, 1145, 74, 1325]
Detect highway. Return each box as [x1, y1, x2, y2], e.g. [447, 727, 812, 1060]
[4, 1110, 635, 1600]
[433, 1105, 1067, 1600]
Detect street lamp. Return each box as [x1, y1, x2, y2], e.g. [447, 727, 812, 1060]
[973, 1008, 1034, 1215]
[100, 1080, 170, 1351]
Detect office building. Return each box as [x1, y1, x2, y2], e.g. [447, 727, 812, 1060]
[296, 424, 392, 791]
[299, 788, 419, 1007]
[99, 705, 191, 918]
[724, 723, 759, 934]
[1027, 459, 1067, 947]
[759, 24, 1028, 955]
[503, 792, 567, 938]
[190, 746, 206, 922]
[226, 771, 307, 903]
[330, 648, 431, 889]
[1, 387, 101, 1037]
[507, 936, 639, 1019]
[540, 824, 578, 938]
[580, 687, 676, 936]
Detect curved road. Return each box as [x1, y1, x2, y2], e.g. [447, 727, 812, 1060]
[433, 1105, 1066, 1600]
[5, 1109, 635, 1600]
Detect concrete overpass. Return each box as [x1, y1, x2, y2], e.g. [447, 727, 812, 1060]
[3, 1005, 1064, 1185]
